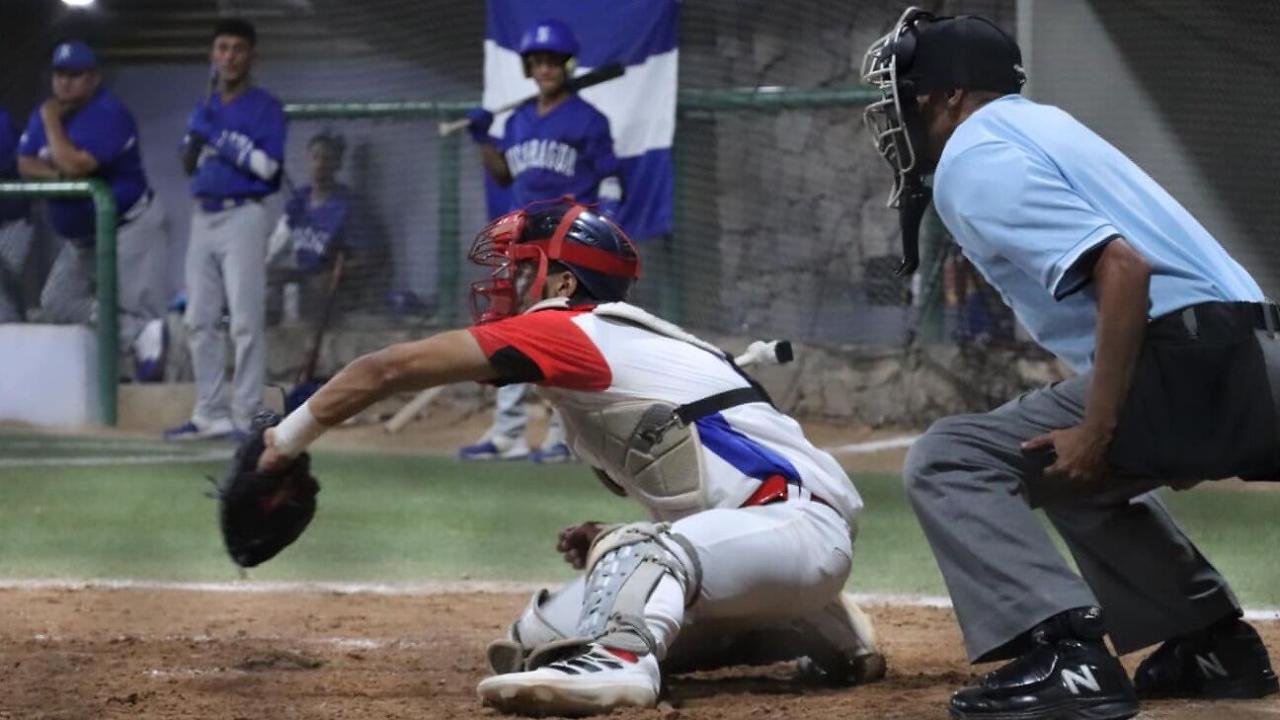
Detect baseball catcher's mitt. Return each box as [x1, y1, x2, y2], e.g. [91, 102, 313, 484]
[212, 411, 320, 568]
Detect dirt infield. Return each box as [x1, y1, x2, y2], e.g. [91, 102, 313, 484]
[2, 587, 1278, 720]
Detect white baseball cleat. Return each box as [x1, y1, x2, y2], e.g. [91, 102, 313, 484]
[477, 643, 660, 716]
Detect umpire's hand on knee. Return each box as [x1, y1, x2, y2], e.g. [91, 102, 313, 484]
[557, 521, 605, 570]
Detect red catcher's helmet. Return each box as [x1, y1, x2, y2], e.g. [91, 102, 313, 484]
[468, 199, 640, 324]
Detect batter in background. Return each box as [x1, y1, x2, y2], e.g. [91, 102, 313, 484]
[460, 17, 624, 464]
[863, 8, 1278, 720]
[166, 18, 286, 442]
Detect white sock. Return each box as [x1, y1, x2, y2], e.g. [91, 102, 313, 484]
[643, 574, 686, 659]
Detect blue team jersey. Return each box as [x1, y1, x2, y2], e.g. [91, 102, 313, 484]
[18, 88, 147, 241]
[0, 109, 29, 222]
[501, 95, 620, 208]
[284, 184, 362, 272]
[933, 95, 1263, 372]
[188, 86, 287, 199]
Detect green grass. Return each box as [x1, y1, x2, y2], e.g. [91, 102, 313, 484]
[1, 433, 1278, 607]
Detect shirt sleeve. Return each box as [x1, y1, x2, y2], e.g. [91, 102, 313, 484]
[72, 104, 137, 166]
[468, 310, 611, 390]
[934, 141, 1121, 300]
[255, 97, 287, 163]
[17, 111, 45, 157]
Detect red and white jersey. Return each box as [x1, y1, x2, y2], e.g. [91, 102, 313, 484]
[468, 301, 863, 524]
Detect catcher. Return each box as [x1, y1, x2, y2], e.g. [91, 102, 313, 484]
[224, 200, 884, 715]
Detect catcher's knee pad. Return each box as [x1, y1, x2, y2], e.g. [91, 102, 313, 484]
[576, 521, 702, 656]
[487, 588, 576, 674]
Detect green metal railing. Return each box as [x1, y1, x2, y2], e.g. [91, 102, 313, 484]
[284, 85, 881, 326]
[0, 179, 118, 425]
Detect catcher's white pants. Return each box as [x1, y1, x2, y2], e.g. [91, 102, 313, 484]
[543, 499, 853, 659]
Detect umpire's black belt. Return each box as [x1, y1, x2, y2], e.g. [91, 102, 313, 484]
[1108, 301, 1280, 482]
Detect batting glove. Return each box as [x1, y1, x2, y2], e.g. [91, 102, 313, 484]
[186, 104, 222, 145]
[466, 108, 494, 144]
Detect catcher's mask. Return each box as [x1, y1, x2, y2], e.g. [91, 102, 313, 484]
[468, 199, 640, 324]
[861, 7, 1024, 275]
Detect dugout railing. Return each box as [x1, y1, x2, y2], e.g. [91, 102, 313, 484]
[0, 179, 118, 425]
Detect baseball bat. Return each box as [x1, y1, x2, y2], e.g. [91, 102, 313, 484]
[383, 386, 446, 434]
[438, 62, 626, 138]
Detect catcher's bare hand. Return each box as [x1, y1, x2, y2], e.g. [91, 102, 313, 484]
[556, 521, 605, 570]
[1023, 422, 1112, 484]
[257, 428, 293, 473]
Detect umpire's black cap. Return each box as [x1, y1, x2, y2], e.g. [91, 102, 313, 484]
[904, 15, 1024, 95]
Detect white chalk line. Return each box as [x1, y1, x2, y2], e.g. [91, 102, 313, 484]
[0, 450, 232, 467]
[824, 435, 920, 456]
[2, 577, 1277, 622]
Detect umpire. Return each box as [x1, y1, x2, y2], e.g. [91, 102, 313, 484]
[863, 9, 1278, 720]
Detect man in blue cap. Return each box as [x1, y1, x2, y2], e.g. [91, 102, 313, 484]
[17, 40, 169, 381]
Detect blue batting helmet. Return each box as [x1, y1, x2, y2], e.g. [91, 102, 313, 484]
[518, 19, 579, 77]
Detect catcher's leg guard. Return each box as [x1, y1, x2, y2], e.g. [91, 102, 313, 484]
[486, 586, 578, 674]
[477, 523, 700, 716]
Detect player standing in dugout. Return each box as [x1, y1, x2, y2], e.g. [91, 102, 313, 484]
[167, 18, 286, 442]
[862, 8, 1278, 720]
[458, 18, 624, 464]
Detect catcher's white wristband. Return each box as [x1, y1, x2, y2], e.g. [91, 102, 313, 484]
[272, 401, 328, 457]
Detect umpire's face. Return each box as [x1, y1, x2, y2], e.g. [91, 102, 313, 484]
[913, 89, 967, 174]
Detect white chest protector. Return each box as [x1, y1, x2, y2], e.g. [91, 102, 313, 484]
[535, 301, 772, 521]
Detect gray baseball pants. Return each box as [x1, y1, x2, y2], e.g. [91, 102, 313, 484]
[0, 219, 33, 323]
[904, 371, 1249, 663]
[40, 194, 168, 351]
[491, 382, 566, 446]
[184, 201, 271, 431]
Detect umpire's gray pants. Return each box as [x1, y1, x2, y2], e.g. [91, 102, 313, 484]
[40, 194, 168, 350]
[0, 219, 33, 323]
[184, 201, 270, 431]
[904, 373, 1240, 663]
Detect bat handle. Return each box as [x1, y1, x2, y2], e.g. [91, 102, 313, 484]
[438, 118, 472, 138]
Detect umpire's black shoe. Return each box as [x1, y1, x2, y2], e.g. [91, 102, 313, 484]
[951, 607, 1139, 720]
[1134, 616, 1279, 700]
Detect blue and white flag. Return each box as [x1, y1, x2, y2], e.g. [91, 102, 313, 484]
[483, 0, 679, 240]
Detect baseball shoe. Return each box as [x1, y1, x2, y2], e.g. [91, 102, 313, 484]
[950, 607, 1138, 720]
[458, 436, 530, 461]
[164, 418, 234, 442]
[795, 593, 887, 686]
[477, 642, 660, 716]
[1134, 615, 1278, 700]
[132, 318, 167, 383]
[530, 441, 575, 464]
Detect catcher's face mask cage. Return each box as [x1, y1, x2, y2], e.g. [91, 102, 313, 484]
[468, 200, 640, 324]
[861, 6, 934, 209]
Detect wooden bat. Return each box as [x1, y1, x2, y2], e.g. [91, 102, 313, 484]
[438, 62, 626, 137]
[384, 386, 446, 434]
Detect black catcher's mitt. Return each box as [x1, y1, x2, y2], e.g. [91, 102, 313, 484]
[212, 411, 320, 568]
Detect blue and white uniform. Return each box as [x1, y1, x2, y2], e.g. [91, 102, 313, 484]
[0, 108, 32, 323]
[500, 96, 622, 215]
[276, 184, 359, 272]
[17, 89, 167, 362]
[180, 85, 287, 434]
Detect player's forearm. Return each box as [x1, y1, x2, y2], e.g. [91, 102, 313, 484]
[43, 121, 98, 177]
[18, 156, 61, 180]
[480, 144, 513, 186]
[1083, 237, 1150, 434]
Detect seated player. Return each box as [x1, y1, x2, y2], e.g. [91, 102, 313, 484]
[266, 131, 374, 321]
[254, 201, 884, 715]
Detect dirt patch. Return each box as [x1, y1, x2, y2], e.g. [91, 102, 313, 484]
[0, 587, 1277, 719]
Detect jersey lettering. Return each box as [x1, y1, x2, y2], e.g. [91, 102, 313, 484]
[505, 138, 578, 178]
[1061, 665, 1101, 695]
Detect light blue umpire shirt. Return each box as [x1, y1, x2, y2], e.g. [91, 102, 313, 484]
[932, 94, 1263, 373]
